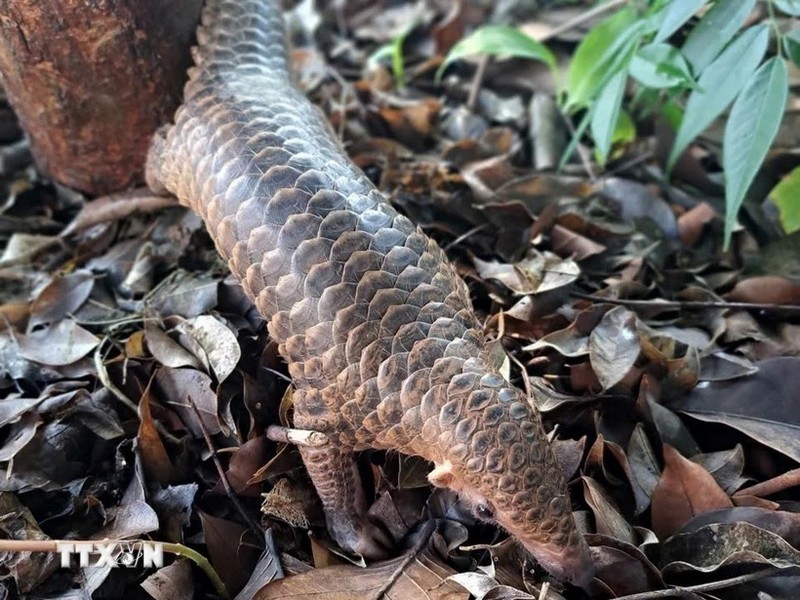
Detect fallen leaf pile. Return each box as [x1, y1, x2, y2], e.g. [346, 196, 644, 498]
[2, 1, 800, 598]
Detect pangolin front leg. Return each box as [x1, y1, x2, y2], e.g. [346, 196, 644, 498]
[298, 443, 392, 559]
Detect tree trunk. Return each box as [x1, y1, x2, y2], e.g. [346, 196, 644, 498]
[0, 0, 203, 195]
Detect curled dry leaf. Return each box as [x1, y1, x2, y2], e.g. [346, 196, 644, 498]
[650, 445, 733, 540]
[473, 251, 579, 297]
[582, 476, 636, 544]
[175, 315, 241, 383]
[144, 321, 204, 370]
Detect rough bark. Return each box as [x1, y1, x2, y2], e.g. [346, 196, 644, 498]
[0, 0, 203, 195]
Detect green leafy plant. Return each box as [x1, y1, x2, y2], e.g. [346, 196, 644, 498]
[441, 0, 800, 248]
[436, 25, 556, 82]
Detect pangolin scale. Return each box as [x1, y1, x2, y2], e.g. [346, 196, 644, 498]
[146, 0, 593, 585]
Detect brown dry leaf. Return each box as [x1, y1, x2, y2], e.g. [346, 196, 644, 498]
[637, 375, 700, 457]
[0, 411, 40, 462]
[200, 511, 260, 595]
[473, 251, 579, 297]
[0, 493, 59, 592]
[586, 534, 663, 596]
[218, 435, 269, 497]
[588, 306, 640, 390]
[140, 559, 194, 600]
[235, 530, 285, 600]
[174, 315, 241, 383]
[626, 424, 660, 515]
[672, 357, 800, 463]
[29, 270, 95, 327]
[524, 304, 610, 355]
[144, 321, 204, 370]
[582, 476, 636, 544]
[0, 301, 29, 328]
[154, 366, 222, 437]
[725, 276, 800, 305]
[17, 319, 100, 366]
[253, 548, 469, 600]
[656, 521, 800, 576]
[691, 446, 747, 495]
[680, 506, 800, 547]
[60, 189, 177, 237]
[95, 458, 160, 540]
[137, 379, 175, 485]
[599, 178, 678, 239]
[650, 445, 732, 540]
[550, 224, 606, 260]
[677, 202, 716, 246]
[377, 100, 441, 150]
[149, 273, 219, 319]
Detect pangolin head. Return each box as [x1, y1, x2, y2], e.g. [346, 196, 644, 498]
[426, 370, 594, 587]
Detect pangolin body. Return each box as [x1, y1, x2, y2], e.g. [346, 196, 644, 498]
[146, 0, 593, 585]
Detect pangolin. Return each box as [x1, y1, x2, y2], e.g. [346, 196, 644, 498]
[145, 0, 594, 586]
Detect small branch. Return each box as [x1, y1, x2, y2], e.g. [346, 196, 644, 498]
[367, 520, 435, 600]
[466, 55, 489, 113]
[613, 567, 785, 599]
[265, 424, 330, 448]
[537, 0, 629, 43]
[463, 0, 627, 118]
[570, 291, 800, 315]
[734, 468, 800, 498]
[186, 395, 264, 539]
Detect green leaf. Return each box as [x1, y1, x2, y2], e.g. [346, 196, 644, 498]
[592, 70, 628, 164]
[784, 29, 800, 67]
[682, 0, 757, 74]
[654, 0, 707, 43]
[668, 24, 768, 171]
[770, 167, 800, 233]
[565, 7, 642, 112]
[775, 0, 800, 16]
[723, 58, 789, 247]
[437, 25, 555, 81]
[629, 43, 695, 89]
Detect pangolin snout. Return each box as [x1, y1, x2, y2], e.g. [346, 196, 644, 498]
[431, 376, 595, 586]
[520, 534, 595, 588]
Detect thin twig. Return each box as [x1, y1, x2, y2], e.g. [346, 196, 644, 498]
[366, 520, 436, 600]
[570, 291, 800, 315]
[463, 0, 629, 114]
[186, 395, 265, 538]
[613, 567, 786, 600]
[265, 424, 330, 448]
[734, 468, 800, 498]
[466, 55, 490, 113]
[537, 0, 629, 43]
[537, 581, 551, 600]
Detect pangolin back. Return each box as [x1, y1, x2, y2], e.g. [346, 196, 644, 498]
[146, 0, 593, 585]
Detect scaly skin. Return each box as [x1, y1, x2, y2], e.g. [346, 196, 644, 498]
[146, 0, 594, 585]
